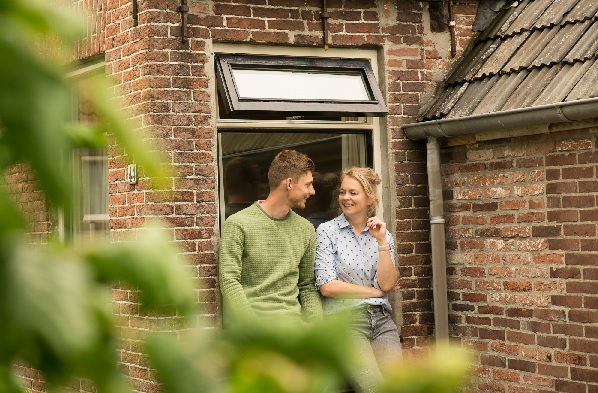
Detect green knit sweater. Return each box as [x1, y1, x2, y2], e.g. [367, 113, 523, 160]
[218, 203, 323, 324]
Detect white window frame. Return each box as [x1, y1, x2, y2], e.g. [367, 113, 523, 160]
[212, 44, 388, 226]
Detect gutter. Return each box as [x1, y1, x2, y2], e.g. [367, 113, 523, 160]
[402, 97, 598, 140]
[402, 97, 598, 343]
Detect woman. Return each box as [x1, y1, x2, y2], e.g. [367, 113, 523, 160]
[315, 167, 402, 393]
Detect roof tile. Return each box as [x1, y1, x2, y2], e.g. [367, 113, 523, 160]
[533, 62, 592, 105]
[565, 0, 598, 22]
[418, 0, 598, 122]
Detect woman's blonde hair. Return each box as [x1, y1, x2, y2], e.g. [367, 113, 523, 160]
[341, 167, 381, 217]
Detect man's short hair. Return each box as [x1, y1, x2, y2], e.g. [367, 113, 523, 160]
[268, 149, 315, 190]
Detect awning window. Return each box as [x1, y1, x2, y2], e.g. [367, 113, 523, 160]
[215, 54, 387, 117]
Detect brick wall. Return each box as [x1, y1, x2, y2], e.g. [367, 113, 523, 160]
[3, 164, 52, 246]
[103, 0, 476, 353]
[443, 127, 598, 393]
[12, 0, 480, 391]
[72, 0, 106, 58]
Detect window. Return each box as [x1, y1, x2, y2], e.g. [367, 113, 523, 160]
[215, 54, 387, 118]
[220, 131, 371, 224]
[73, 148, 109, 237]
[61, 60, 109, 242]
[215, 46, 387, 228]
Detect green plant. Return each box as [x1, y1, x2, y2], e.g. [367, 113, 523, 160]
[0, 1, 192, 392]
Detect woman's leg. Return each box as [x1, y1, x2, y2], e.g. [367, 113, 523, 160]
[369, 307, 403, 375]
[348, 310, 385, 393]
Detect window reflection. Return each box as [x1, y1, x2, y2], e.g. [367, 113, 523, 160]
[232, 68, 370, 101]
[219, 132, 369, 227]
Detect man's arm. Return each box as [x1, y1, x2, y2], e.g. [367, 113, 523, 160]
[297, 228, 323, 322]
[218, 219, 256, 322]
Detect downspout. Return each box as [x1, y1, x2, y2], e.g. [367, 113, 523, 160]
[427, 137, 449, 342]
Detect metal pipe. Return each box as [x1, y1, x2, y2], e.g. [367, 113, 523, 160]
[321, 0, 330, 49]
[448, 0, 456, 57]
[132, 0, 138, 26]
[179, 0, 189, 43]
[427, 137, 450, 343]
[403, 97, 598, 140]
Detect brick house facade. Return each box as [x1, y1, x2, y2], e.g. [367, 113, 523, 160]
[14, 1, 598, 393]
[403, 0, 598, 391]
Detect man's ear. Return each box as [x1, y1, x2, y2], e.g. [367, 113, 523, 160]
[285, 178, 293, 190]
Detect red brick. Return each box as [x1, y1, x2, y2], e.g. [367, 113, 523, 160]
[566, 253, 598, 265]
[546, 181, 577, 194]
[562, 195, 596, 208]
[506, 331, 535, 345]
[547, 209, 579, 222]
[555, 380, 587, 393]
[570, 338, 598, 353]
[508, 358, 536, 373]
[545, 152, 577, 166]
[566, 281, 596, 294]
[537, 363, 568, 378]
[571, 367, 598, 383]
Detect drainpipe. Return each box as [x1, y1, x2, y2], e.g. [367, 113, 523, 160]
[427, 137, 449, 343]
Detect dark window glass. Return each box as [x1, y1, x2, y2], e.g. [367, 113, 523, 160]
[219, 131, 371, 228]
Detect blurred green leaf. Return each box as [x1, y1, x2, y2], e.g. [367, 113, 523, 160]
[64, 122, 109, 149]
[9, 246, 100, 359]
[221, 315, 358, 393]
[84, 221, 196, 316]
[145, 330, 225, 393]
[380, 344, 473, 393]
[0, 185, 26, 236]
[0, 2, 476, 393]
[0, 365, 24, 393]
[0, 0, 85, 43]
[0, 36, 74, 209]
[81, 76, 173, 189]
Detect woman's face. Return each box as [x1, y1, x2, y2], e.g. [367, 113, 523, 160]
[338, 175, 373, 219]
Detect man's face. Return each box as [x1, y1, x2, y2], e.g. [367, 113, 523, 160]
[288, 171, 315, 209]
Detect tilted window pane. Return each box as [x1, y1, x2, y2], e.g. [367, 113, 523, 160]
[215, 54, 387, 117]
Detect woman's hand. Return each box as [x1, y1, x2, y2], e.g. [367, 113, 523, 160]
[366, 216, 387, 242]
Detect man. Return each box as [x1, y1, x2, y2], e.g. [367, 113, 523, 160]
[218, 149, 323, 325]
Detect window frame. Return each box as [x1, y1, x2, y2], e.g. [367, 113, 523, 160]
[214, 44, 389, 229]
[215, 54, 388, 117]
[58, 59, 109, 243]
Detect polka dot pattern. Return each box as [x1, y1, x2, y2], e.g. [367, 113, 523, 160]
[315, 214, 396, 315]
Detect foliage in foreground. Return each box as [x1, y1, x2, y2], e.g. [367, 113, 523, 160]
[0, 1, 473, 393]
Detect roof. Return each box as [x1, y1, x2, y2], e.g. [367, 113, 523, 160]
[419, 0, 598, 122]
